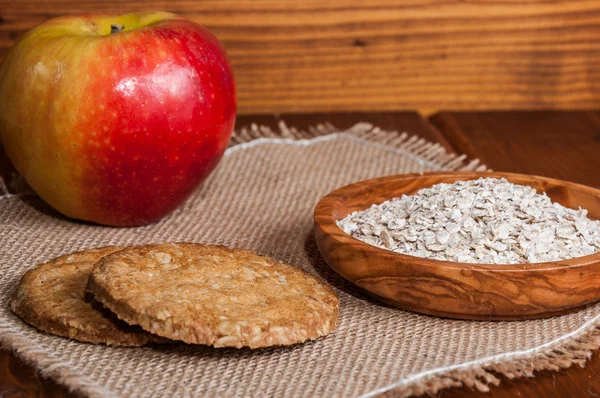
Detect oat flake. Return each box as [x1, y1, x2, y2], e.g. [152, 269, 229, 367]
[337, 178, 600, 264]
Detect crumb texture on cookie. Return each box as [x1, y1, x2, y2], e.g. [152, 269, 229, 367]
[88, 243, 340, 348]
[10, 247, 159, 346]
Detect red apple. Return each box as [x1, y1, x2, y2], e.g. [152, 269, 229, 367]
[0, 12, 236, 226]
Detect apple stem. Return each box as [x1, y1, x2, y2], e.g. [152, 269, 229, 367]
[110, 24, 125, 34]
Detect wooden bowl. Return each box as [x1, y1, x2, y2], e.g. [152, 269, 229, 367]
[314, 171, 600, 320]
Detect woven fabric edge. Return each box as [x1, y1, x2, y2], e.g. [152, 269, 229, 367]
[4, 122, 596, 398]
[231, 121, 486, 173]
[0, 323, 112, 398]
[373, 313, 600, 397]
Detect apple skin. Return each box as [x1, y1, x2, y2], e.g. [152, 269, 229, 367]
[0, 12, 236, 226]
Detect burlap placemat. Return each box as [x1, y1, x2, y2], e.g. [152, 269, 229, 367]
[1, 122, 599, 397]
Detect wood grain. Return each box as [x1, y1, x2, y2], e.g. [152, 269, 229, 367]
[314, 171, 600, 320]
[429, 111, 600, 188]
[0, 349, 69, 397]
[2, 1, 600, 114]
[235, 111, 455, 151]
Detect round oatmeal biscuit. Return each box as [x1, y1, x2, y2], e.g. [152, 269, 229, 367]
[10, 247, 166, 346]
[87, 243, 340, 348]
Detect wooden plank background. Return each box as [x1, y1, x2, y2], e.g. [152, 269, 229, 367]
[1, 0, 599, 115]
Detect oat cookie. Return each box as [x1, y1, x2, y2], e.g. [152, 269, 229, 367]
[87, 243, 339, 348]
[10, 247, 164, 346]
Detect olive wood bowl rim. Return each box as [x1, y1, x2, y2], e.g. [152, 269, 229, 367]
[314, 171, 600, 272]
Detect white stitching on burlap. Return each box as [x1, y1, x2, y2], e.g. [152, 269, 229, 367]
[227, 134, 447, 171]
[360, 311, 600, 397]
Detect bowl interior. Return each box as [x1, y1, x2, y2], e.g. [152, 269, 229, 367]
[331, 172, 600, 223]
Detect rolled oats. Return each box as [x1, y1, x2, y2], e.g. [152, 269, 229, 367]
[337, 178, 600, 264]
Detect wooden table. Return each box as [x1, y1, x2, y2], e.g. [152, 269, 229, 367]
[2, 111, 600, 397]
